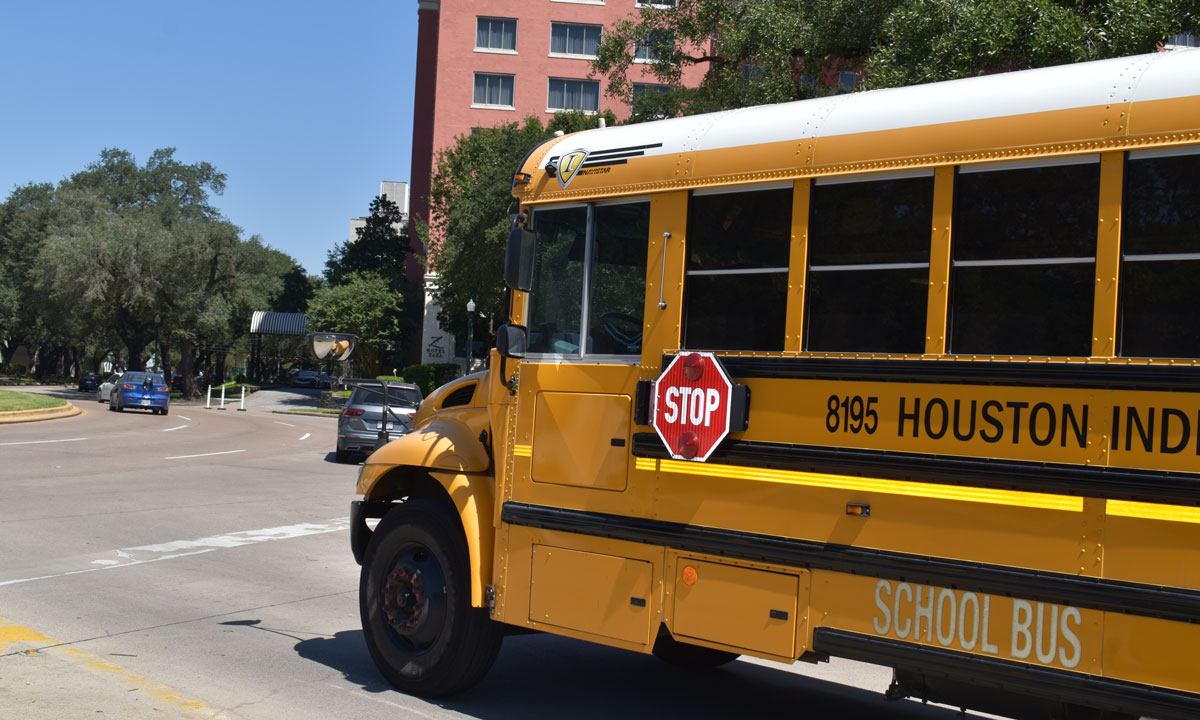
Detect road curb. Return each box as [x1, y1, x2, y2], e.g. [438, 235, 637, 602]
[0, 402, 83, 424]
[269, 409, 340, 418]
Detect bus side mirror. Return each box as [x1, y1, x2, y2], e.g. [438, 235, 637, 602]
[505, 226, 536, 292]
[496, 324, 527, 359]
[310, 332, 357, 361]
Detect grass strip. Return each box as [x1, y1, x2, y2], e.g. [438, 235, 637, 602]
[0, 389, 68, 412]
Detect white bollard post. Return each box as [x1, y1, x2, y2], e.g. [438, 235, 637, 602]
[206, 384, 212, 410]
[237, 385, 246, 411]
[219, 384, 226, 410]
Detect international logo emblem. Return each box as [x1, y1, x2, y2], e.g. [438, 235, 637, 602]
[556, 150, 588, 188]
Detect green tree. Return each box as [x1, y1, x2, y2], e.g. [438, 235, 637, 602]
[26, 148, 302, 392]
[275, 262, 318, 314]
[37, 188, 170, 373]
[421, 111, 616, 346]
[37, 148, 232, 372]
[306, 272, 403, 377]
[867, 1, 1200, 88]
[325, 194, 419, 363]
[594, 0, 897, 119]
[0, 182, 60, 369]
[593, 0, 1200, 118]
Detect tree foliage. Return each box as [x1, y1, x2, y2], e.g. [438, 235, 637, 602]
[0, 182, 61, 364]
[869, 0, 1200, 88]
[593, 0, 1200, 118]
[306, 271, 403, 376]
[1, 148, 305, 386]
[421, 111, 616, 344]
[325, 194, 420, 362]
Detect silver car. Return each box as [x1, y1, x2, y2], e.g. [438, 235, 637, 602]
[96, 373, 121, 403]
[335, 381, 423, 463]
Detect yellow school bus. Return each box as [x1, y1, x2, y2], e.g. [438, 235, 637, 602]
[351, 49, 1200, 718]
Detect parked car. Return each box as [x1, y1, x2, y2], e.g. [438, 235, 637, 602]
[335, 381, 423, 463]
[108, 371, 171, 415]
[78, 373, 101, 392]
[96, 373, 121, 403]
[292, 370, 319, 387]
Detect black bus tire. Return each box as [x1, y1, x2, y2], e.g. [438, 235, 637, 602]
[360, 499, 503, 697]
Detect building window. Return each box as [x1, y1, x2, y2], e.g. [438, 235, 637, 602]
[636, 0, 676, 7]
[473, 73, 515, 108]
[805, 172, 933, 354]
[632, 83, 671, 119]
[683, 186, 792, 351]
[1165, 32, 1200, 48]
[547, 78, 599, 112]
[476, 17, 516, 52]
[634, 31, 670, 62]
[550, 22, 601, 58]
[949, 157, 1100, 357]
[632, 82, 670, 98]
[837, 71, 857, 91]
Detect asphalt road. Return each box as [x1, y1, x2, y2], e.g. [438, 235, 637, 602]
[0, 386, 996, 720]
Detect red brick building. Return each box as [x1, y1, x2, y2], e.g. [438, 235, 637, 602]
[407, 0, 706, 364]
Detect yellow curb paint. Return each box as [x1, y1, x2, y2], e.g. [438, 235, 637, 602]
[0, 402, 82, 424]
[1, 616, 222, 716]
[84, 659, 209, 712]
[0, 619, 56, 652]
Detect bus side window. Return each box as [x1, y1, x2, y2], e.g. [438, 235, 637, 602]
[950, 159, 1100, 357]
[528, 206, 587, 354]
[805, 173, 933, 354]
[1119, 148, 1200, 359]
[588, 202, 650, 355]
[683, 187, 791, 351]
[527, 202, 650, 357]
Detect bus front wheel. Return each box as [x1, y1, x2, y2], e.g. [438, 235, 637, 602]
[359, 499, 503, 697]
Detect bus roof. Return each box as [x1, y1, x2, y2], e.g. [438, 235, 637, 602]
[516, 49, 1200, 202]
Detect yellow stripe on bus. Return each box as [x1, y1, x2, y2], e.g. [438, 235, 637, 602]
[634, 457, 1083, 512]
[1107, 500, 1200, 524]
[513, 444, 532, 457]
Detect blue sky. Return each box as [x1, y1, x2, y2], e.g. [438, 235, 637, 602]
[0, 1, 418, 276]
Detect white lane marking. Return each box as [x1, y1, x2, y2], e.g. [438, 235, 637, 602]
[163, 449, 245, 460]
[178, 415, 192, 421]
[0, 518, 350, 587]
[298, 432, 311, 441]
[0, 550, 215, 587]
[162, 425, 188, 432]
[274, 421, 296, 427]
[127, 518, 350, 553]
[0, 437, 87, 447]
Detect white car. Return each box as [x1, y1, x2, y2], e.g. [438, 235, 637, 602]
[96, 373, 121, 403]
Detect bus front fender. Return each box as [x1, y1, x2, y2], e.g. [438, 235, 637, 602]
[354, 415, 495, 608]
[356, 416, 490, 496]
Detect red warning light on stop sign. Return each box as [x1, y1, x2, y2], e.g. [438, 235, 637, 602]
[651, 352, 734, 462]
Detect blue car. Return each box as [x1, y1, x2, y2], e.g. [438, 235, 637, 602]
[109, 372, 171, 415]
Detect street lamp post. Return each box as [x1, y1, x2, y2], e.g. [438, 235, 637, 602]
[154, 313, 161, 374]
[466, 299, 476, 372]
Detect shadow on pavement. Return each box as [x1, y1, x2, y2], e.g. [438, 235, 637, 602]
[260, 388, 325, 408]
[323, 451, 363, 465]
[291, 629, 985, 719]
[293, 629, 394, 694]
